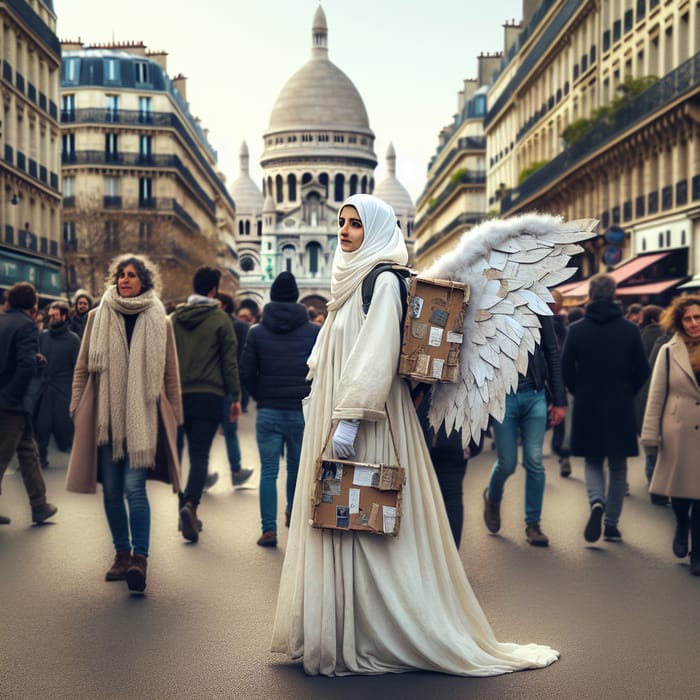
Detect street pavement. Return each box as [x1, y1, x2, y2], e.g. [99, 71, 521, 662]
[1, 409, 699, 700]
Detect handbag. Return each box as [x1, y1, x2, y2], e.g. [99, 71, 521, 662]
[311, 409, 405, 536]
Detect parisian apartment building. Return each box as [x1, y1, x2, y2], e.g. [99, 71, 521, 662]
[0, 0, 62, 303]
[415, 0, 699, 307]
[60, 40, 237, 303]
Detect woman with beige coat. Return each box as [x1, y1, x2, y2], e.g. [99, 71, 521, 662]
[66, 254, 182, 593]
[641, 294, 700, 576]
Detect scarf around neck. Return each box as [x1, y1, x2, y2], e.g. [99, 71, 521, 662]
[328, 194, 408, 311]
[88, 285, 167, 467]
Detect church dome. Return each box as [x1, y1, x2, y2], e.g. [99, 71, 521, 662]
[265, 6, 372, 136]
[229, 142, 263, 215]
[374, 143, 415, 215]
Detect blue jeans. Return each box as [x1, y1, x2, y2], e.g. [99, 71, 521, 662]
[222, 394, 241, 474]
[99, 443, 150, 556]
[256, 408, 304, 533]
[584, 456, 627, 528]
[488, 387, 547, 525]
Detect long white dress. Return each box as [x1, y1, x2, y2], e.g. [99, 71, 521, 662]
[271, 272, 559, 676]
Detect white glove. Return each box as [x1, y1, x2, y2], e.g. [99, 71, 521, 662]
[332, 420, 359, 459]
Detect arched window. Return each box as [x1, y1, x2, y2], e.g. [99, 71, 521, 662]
[245, 220, 250, 235]
[282, 244, 295, 273]
[240, 256, 255, 272]
[361, 175, 368, 193]
[349, 175, 358, 196]
[275, 175, 284, 203]
[302, 172, 312, 185]
[307, 241, 322, 276]
[257, 220, 262, 236]
[238, 221, 244, 235]
[266, 176, 273, 198]
[319, 172, 329, 198]
[288, 174, 297, 202]
[334, 173, 345, 202]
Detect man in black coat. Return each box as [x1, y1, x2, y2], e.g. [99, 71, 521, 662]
[0, 283, 58, 525]
[32, 302, 80, 469]
[239, 271, 320, 547]
[561, 273, 650, 543]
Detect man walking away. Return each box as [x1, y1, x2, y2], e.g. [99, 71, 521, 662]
[171, 267, 241, 543]
[561, 273, 650, 543]
[240, 271, 319, 547]
[33, 302, 80, 469]
[0, 283, 58, 525]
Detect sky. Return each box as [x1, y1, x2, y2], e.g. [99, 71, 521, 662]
[54, 0, 523, 203]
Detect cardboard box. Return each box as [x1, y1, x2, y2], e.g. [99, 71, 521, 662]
[311, 458, 404, 536]
[399, 276, 469, 383]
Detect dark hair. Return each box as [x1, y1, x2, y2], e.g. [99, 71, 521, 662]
[193, 266, 221, 296]
[567, 306, 585, 323]
[216, 291, 235, 314]
[661, 295, 700, 335]
[626, 302, 643, 316]
[641, 304, 663, 327]
[49, 301, 70, 318]
[588, 273, 616, 301]
[6, 282, 37, 310]
[108, 254, 159, 294]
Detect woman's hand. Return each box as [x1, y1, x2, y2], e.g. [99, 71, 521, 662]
[333, 420, 359, 459]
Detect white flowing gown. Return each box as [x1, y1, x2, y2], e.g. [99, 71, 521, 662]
[271, 271, 560, 677]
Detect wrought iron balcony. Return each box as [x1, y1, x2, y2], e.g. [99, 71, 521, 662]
[500, 54, 700, 214]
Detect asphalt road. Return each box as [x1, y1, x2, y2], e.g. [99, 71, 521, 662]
[1, 410, 698, 700]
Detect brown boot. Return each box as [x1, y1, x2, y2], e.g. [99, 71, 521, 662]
[105, 550, 132, 581]
[126, 554, 148, 593]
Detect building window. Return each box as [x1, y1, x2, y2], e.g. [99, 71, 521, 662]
[63, 57, 79, 84]
[139, 178, 153, 207]
[61, 94, 75, 122]
[282, 245, 295, 273]
[139, 222, 152, 249]
[134, 61, 149, 84]
[139, 135, 152, 162]
[239, 221, 244, 235]
[63, 221, 77, 251]
[105, 94, 119, 122]
[61, 133, 75, 160]
[105, 220, 119, 249]
[105, 133, 119, 161]
[138, 96, 152, 123]
[240, 255, 255, 272]
[63, 176, 75, 198]
[307, 242, 321, 275]
[245, 220, 250, 235]
[288, 174, 297, 201]
[104, 58, 120, 83]
[349, 174, 358, 196]
[334, 174, 345, 202]
[276, 174, 284, 203]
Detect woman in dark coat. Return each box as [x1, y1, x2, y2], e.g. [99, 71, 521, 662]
[561, 273, 650, 543]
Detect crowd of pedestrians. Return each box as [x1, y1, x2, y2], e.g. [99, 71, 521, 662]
[2, 195, 700, 679]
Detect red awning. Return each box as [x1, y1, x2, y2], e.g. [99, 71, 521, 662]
[561, 252, 672, 299]
[614, 278, 685, 296]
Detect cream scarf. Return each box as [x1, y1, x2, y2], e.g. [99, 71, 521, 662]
[88, 285, 167, 467]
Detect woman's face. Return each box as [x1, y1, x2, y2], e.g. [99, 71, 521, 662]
[681, 304, 700, 339]
[338, 205, 364, 253]
[117, 264, 143, 297]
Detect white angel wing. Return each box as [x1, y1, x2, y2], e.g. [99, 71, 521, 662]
[424, 213, 598, 448]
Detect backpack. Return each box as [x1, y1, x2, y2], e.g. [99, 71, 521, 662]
[361, 263, 412, 329]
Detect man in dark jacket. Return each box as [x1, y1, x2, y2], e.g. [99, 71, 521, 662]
[240, 271, 319, 547]
[482, 314, 567, 547]
[171, 267, 241, 543]
[0, 283, 58, 525]
[32, 302, 80, 469]
[561, 273, 650, 543]
[68, 289, 92, 339]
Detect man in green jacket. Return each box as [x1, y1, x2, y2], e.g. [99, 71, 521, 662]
[171, 266, 241, 543]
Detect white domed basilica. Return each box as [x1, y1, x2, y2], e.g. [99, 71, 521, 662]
[231, 5, 415, 308]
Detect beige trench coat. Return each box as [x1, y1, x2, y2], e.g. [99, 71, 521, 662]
[641, 333, 700, 499]
[65, 311, 183, 494]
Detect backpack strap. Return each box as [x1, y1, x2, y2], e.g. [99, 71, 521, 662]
[361, 264, 411, 328]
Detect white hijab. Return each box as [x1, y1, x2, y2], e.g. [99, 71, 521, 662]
[328, 194, 408, 311]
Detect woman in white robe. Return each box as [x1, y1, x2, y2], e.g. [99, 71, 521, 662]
[271, 194, 559, 676]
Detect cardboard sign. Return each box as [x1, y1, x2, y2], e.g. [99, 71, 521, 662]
[311, 458, 404, 536]
[398, 276, 469, 383]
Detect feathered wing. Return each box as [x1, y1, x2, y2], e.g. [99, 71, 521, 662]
[424, 213, 598, 448]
